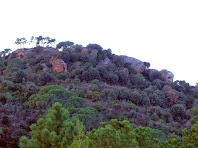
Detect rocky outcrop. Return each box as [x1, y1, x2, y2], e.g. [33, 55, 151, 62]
[14, 49, 27, 59]
[81, 48, 98, 58]
[98, 57, 112, 67]
[160, 69, 174, 82]
[50, 59, 67, 72]
[121, 56, 145, 73]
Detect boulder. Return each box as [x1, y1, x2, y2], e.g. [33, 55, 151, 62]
[120, 56, 145, 73]
[98, 57, 112, 67]
[50, 59, 67, 72]
[160, 69, 174, 82]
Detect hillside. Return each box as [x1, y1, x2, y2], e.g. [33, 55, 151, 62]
[0, 39, 198, 147]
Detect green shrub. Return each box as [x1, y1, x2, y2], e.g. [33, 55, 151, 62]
[19, 102, 79, 148]
[65, 96, 88, 109]
[190, 116, 198, 124]
[28, 85, 77, 109]
[12, 70, 26, 83]
[149, 90, 167, 108]
[86, 91, 102, 102]
[1, 80, 15, 92]
[129, 90, 142, 105]
[5, 58, 23, 73]
[4, 92, 14, 103]
[171, 104, 186, 119]
[56, 72, 69, 81]
[72, 107, 102, 130]
[187, 106, 198, 117]
[93, 104, 103, 112]
[38, 72, 54, 85]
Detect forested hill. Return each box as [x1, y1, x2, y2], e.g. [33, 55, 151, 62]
[0, 37, 198, 147]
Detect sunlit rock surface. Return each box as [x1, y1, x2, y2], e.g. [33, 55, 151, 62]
[160, 69, 174, 82]
[50, 59, 67, 72]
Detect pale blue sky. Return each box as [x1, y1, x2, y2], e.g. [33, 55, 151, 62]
[0, 0, 198, 85]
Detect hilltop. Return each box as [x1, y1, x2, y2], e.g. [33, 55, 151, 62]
[0, 39, 198, 147]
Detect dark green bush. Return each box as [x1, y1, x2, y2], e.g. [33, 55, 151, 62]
[149, 90, 167, 108]
[171, 104, 186, 119]
[12, 70, 26, 83]
[65, 96, 88, 109]
[38, 72, 54, 85]
[129, 90, 142, 105]
[72, 107, 103, 130]
[106, 72, 119, 84]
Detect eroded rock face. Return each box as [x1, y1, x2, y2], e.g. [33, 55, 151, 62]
[98, 57, 112, 67]
[50, 59, 67, 72]
[160, 69, 174, 82]
[121, 56, 145, 73]
[14, 49, 27, 59]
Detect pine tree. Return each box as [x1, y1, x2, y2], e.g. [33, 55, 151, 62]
[19, 102, 79, 148]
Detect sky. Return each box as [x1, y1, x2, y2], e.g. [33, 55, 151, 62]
[0, 0, 198, 86]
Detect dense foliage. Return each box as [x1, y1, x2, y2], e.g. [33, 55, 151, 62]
[0, 38, 198, 147]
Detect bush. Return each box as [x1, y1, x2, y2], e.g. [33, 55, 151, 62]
[38, 72, 54, 85]
[148, 106, 163, 118]
[72, 107, 103, 130]
[97, 66, 107, 79]
[117, 88, 131, 101]
[86, 44, 103, 52]
[28, 85, 77, 109]
[112, 55, 124, 67]
[129, 91, 142, 105]
[12, 70, 26, 83]
[19, 102, 79, 148]
[171, 104, 186, 119]
[149, 90, 167, 108]
[55, 72, 68, 81]
[24, 82, 40, 97]
[118, 71, 128, 85]
[5, 58, 23, 73]
[187, 106, 198, 117]
[88, 68, 100, 81]
[87, 119, 160, 148]
[86, 91, 102, 102]
[1, 80, 15, 92]
[190, 115, 198, 124]
[106, 72, 119, 84]
[65, 96, 88, 109]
